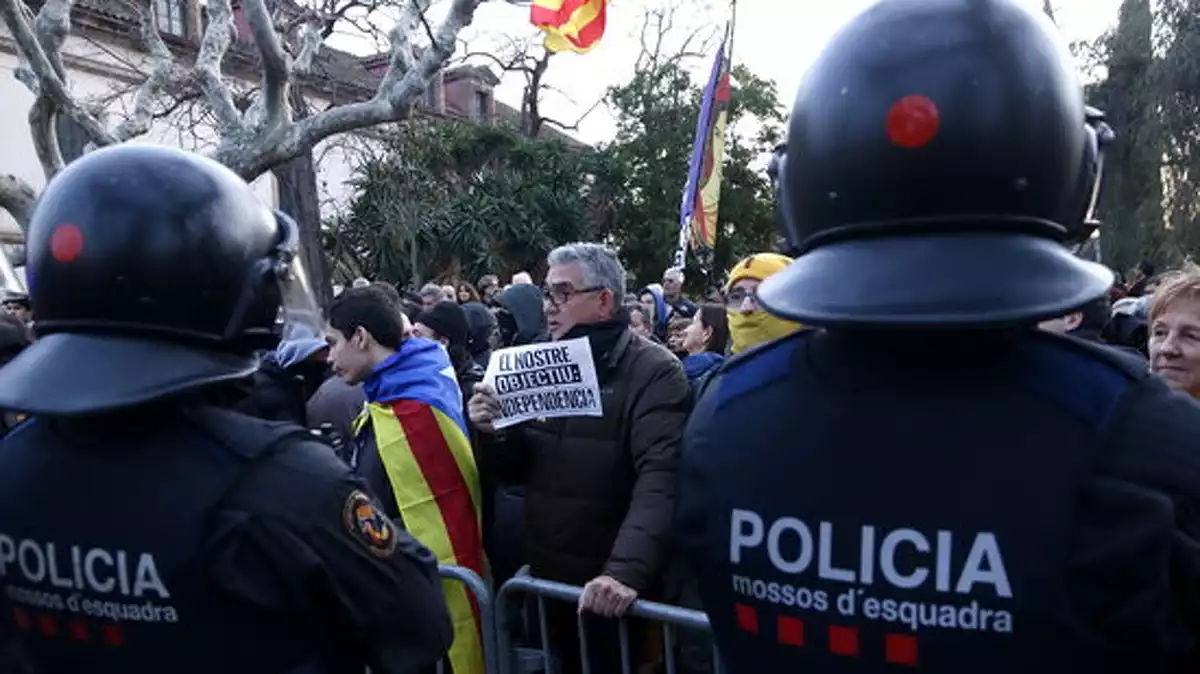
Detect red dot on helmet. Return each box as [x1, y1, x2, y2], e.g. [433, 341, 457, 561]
[886, 95, 940, 149]
[49, 223, 84, 263]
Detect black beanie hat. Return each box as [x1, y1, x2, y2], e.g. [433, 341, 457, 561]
[416, 301, 469, 348]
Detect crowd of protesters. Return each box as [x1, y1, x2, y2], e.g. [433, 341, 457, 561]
[3, 246, 1200, 673]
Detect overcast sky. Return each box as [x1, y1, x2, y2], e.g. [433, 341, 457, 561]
[333, 0, 1123, 145]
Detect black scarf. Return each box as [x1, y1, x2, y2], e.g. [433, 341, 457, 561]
[562, 309, 631, 377]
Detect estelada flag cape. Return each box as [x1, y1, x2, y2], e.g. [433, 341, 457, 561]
[355, 338, 485, 674]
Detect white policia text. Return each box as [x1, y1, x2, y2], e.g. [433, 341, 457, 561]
[728, 509, 1014, 634]
[0, 535, 179, 623]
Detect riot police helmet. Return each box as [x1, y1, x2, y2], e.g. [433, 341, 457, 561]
[0, 144, 322, 415]
[758, 0, 1116, 328]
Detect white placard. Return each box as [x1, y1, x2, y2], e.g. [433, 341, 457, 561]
[483, 337, 603, 430]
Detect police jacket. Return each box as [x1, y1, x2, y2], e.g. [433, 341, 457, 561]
[0, 404, 453, 674]
[677, 328, 1200, 674]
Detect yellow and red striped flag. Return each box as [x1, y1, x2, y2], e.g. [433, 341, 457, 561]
[354, 374, 485, 674]
[675, 31, 732, 266]
[530, 0, 607, 53]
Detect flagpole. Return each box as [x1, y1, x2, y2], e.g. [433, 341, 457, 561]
[726, 0, 737, 69]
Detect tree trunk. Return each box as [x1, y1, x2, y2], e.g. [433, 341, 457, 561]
[274, 88, 333, 309]
[409, 233, 420, 289]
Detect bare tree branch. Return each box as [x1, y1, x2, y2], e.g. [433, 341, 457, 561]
[0, 0, 485, 232]
[194, 0, 245, 141]
[10, 1, 40, 93]
[457, 32, 570, 138]
[541, 95, 603, 133]
[634, 0, 715, 74]
[0, 0, 118, 179]
[242, 0, 292, 131]
[111, 0, 177, 142]
[538, 82, 578, 105]
[0, 175, 38, 231]
[522, 50, 553, 136]
[31, 0, 67, 81]
[28, 100, 65, 177]
[458, 48, 527, 74]
[224, 0, 483, 177]
[416, 7, 436, 46]
[155, 93, 206, 121]
[311, 0, 382, 39]
[292, 15, 326, 74]
[373, 0, 426, 98]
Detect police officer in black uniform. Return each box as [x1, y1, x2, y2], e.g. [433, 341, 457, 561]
[677, 1, 1200, 672]
[0, 145, 453, 673]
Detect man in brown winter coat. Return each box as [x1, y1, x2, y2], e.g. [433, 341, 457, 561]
[469, 242, 690, 674]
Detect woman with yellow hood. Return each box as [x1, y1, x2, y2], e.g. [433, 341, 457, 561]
[725, 253, 803, 353]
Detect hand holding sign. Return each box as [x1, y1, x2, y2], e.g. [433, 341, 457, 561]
[481, 337, 603, 430]
[467, 383, 502, 434]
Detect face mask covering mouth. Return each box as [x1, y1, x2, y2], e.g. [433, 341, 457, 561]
[727, 310, 801, 354]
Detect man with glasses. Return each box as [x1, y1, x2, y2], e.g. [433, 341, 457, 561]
[468, 242, 690, 674]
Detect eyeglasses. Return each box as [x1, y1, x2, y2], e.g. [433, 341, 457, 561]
[543, 284, 605, 307]
[726, 287, 758, 306]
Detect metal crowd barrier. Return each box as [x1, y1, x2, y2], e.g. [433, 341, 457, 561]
[494, 572, 722, 674]
[437, 564, 501, 674]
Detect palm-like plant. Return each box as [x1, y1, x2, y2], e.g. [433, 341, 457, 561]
[336, 118, 603, 285]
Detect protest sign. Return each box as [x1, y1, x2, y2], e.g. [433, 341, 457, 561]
[482, 337, 603, 429]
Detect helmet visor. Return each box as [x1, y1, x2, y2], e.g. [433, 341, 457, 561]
[1076, 108, 1115, 247]
[273, 212, 325, 343]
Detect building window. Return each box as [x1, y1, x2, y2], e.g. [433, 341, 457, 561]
[55, 115, 89, 164]
[473, 91, 489, 121]
[155, 0, 187, 36]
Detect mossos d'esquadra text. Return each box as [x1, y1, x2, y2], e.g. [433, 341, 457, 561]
[730, 509, 1014, 633]
[0, 535, 179, 623]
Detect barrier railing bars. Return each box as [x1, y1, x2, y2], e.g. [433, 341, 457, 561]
[494, 573, 722, 674]
[437, 564, 501, 674]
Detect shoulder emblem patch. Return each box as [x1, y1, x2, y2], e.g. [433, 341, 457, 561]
[342, 490, 399, 557]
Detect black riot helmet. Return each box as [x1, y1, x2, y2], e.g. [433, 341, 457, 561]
[0, 144, 322, 416]
[766, 142, 801, 257]
[758, 0, 1116, 328]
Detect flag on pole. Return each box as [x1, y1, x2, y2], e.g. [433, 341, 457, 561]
[676, 35, 731, 267]
[530, 0, 607, 53]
